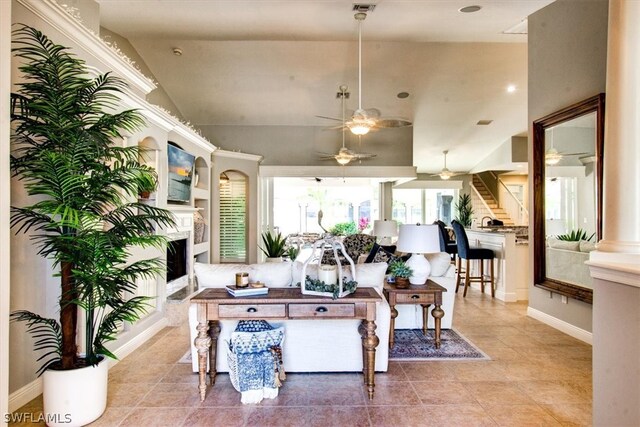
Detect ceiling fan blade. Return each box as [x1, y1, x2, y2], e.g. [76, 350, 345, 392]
[353, 153, 376, 160]
[315, 115, 342, 122]
[374, 118, 413, 128]
[562, 151, 591, 156]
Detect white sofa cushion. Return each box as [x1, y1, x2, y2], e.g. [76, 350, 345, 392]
[249, 262, 292, 287]
[425, 252, 451, 277]
[194, 263, 251, 287]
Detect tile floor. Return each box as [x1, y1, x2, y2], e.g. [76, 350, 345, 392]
[12, 288, 592, 426]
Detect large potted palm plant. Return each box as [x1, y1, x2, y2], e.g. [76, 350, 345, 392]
[10, 26, 175, 426]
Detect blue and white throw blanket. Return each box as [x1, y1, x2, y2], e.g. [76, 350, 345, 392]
[227, 320, 285, 404]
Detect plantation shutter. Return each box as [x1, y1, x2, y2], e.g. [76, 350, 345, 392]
[219, 178, 247, 263]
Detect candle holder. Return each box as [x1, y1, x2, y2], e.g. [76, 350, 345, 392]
[300, 235, 357, 298]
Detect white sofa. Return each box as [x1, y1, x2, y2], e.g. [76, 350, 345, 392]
[188, 254, 457, 374]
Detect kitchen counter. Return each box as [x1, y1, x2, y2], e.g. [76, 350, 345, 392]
[464, 228, 529, 302]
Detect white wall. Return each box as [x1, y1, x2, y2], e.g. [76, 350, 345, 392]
[1, 0, 12, 422]
[528, 0, 609, 333]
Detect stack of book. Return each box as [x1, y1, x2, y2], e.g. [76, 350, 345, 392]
[225, 285, 269, 297]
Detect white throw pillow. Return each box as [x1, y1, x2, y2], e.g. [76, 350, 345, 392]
[579, 240, 597, 253]
[425, 252, 451, 277]
[249, 261, 293, 287]
[194, 262, 250, 288]
[548, 239, 580, 251]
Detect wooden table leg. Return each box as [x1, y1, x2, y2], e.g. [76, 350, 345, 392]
[431, 305, 444, 349]
[389, 304, 398, 348]
[421, 304, 430, 335]
[208, 320, 220, 385]
[194, 321, 212, 401]
[363, 320, 379, 400]
[358, 321, 367, 384]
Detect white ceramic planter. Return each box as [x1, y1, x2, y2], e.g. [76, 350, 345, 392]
[43, 357, 108, 427]
[265, 256, 283, 263]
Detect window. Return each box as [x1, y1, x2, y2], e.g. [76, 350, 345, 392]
[392, 188, 456, 225]
[219, 171, 247, 263]
[273, 178, 379, 236]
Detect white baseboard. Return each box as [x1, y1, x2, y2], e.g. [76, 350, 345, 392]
[9, 317, 168, 412]
[8, 377, 42, 413]
[527, 307, 593, 345]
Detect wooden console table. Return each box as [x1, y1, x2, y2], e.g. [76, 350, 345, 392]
[191, 287, 382, 401]
[384, 279, 446, 349]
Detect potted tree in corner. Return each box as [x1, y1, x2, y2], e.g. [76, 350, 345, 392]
[10, 26, 175, 426]
[454, 193, 474, 227]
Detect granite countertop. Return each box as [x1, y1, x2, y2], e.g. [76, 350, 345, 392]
[469, 226, 529, 243]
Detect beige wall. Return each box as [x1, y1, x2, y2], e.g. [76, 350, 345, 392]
[527, 0, 609, 333]
[200, 125, 413, 167]
[1, 0, 11, 420]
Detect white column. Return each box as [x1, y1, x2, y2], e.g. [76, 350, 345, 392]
[1, 0, 11, 421]
[596, 0, 640, 254]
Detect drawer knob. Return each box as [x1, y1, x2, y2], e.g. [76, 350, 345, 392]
[316, 306, 328, 313]
[411, 295, 420, 300]
[247, 307, 257, 313]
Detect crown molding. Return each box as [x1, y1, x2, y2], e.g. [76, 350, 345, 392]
[214, 149, 263, 162]
[17, 0, 156, 94]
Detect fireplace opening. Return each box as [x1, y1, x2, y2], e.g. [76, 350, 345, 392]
[167, 238, 187, 283]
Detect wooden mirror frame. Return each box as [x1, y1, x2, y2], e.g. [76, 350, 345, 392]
[532, 93, 605, 304]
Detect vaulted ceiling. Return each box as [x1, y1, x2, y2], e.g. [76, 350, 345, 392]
[97, 0, 555, 173]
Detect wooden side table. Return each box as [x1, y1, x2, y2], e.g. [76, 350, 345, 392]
[383, 279, 446, 349]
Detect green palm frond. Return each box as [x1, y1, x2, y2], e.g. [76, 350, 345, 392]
[556, 228, 595, 242]
[10, 25, 176, 369]
[10, 311, 62, 375]
[261, 231, 287, 258]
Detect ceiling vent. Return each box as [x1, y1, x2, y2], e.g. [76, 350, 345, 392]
[477, 120, 493, 126]
[352, 4, 376, 13]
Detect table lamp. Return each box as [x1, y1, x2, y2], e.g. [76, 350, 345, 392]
[372, 219, 398, 245]
[396, 224, 441, 285]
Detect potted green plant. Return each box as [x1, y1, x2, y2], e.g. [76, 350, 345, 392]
[389, 260, 413, 289]
[454, 193, 474, 227]
[556, 228, 595, 242]
[10, 26, 175, 425]
[260, 230, 287, 262]
[285, 245, 300, 261]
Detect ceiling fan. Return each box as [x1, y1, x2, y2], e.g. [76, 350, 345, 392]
[318, 85, 376, 165]
[545, 128, 590, 165]
[316, 12, 412, 134]
[430, 150, 466, 180]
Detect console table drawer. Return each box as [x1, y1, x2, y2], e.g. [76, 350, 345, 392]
[218, 304, 285, 318]
[395, 293, 436, 304]
[288, 303, 355, 318]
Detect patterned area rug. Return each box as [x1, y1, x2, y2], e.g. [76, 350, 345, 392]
[389, 329, 490, 361]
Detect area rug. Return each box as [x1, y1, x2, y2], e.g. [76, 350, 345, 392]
[389, 329, 490, 361]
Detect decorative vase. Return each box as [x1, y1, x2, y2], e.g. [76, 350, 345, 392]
[395, 277, 410, 289]
[42, 356, 108, 427]
[266, 256, 283, 263]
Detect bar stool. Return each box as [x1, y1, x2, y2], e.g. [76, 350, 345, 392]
[434, 220, 457, 262]
[451, 220, 495, 297]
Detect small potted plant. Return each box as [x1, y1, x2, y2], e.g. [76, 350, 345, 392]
[260, 230, 287, 262]
[389, 260, 413, 289]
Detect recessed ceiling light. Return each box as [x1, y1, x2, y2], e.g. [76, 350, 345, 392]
[172, 47, 183, 56]
[507, 84, 517, 93]
[397, 92, 410, 99]
[477, 120, 493, 126]
[459, 5, 482, 13]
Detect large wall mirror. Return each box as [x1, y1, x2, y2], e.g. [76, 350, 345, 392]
[533, 94, 605, 304]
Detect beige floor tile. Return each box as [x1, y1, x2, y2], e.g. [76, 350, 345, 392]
[483, 404, 562, 426]
[541, 403, 592, 426]
[517, 380, 591, 405]
[306, 382, 367, 406]
[245, 407, 312, 427]
[106, 383, 150, 407]
[448, 362, 506, 382]
[119, 407, 192, 426]
[306, 406, 370, 427]
[182, 407, 251, 427]
[364, 381, 422, 406]
[87, 407, 134, 426]
[399, 362, 457, 381]
[421, 403, 498, 426]
[411, 381, 475, 405]
[368, 405, 434, 427]
[463, 381, 536, 405]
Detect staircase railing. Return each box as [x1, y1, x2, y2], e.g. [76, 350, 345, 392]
[474, 173, 499, 204]
[490, 172, 529, 225]
[470, 182, 494, 222]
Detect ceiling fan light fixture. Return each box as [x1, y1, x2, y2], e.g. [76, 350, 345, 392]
[336, 156, 352, 165]
[545, 148, 562, 165]
[439, 173, 451, 180]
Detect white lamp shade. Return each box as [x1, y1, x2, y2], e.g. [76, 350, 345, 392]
[396, 224, 440, 254]
[372, 220, 398, 238]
